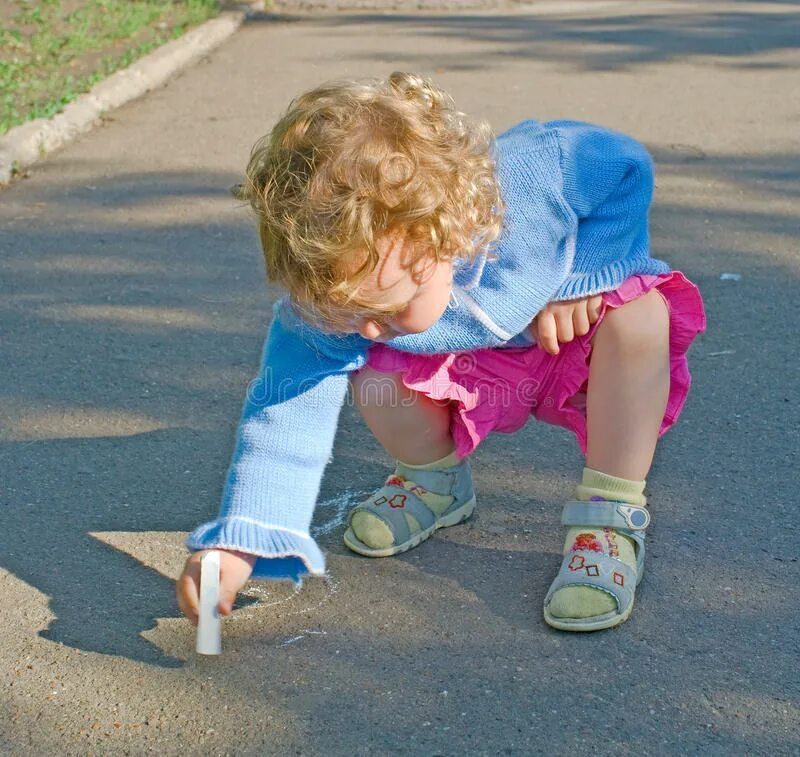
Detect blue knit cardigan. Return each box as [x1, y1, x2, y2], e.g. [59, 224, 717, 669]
[185, 118, 671, 582]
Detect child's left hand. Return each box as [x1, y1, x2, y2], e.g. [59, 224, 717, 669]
[531, 295, 603, 355]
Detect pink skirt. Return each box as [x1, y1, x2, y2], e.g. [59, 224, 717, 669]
[363, 271, 706, 458]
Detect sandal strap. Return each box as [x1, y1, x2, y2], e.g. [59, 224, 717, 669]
[346, 483, 438, 545]
[394, 458, 471, 500]
[544, 550, 638, 613]
[625, 529, 646, 580]
[561, 500, 650, 531]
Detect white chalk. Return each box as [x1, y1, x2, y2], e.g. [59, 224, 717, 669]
[196, 551, 222, 655]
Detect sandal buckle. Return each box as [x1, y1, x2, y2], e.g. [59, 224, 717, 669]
[616, 504, 650, 530]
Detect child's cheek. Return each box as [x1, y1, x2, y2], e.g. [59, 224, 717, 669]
[394, 290, 451, 334]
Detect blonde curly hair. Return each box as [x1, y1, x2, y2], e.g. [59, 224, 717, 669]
[233, 71, 506, 332]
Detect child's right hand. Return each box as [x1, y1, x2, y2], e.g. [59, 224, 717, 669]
[531, 295, 603, 355]
[176, 548, 257, 626]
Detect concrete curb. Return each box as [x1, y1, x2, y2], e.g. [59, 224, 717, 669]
[0, 3, 263, 186]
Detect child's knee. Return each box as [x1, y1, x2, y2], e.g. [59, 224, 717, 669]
[596, 289, 669, 353]
[350, 367, 405, 408]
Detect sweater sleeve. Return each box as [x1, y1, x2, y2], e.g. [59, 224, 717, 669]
[185, 297, 369, 584]
[546, 119, 669, 300]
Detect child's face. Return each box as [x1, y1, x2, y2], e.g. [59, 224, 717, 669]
[349, 228, 453, 342]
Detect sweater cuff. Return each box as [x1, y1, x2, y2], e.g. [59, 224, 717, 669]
[551, 258, 670, 301]
[186, 517, 325, 585]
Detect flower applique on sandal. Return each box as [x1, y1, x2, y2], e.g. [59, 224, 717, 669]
[342, 458, 477, 558]
[543, 500, 650, 632]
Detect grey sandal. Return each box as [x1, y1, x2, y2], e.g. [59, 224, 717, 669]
[342, 458, 476, 557]
[543, 500, 650, 632]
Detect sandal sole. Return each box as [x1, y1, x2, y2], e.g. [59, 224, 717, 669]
[342, 495, 477, 558]
[543, 600, 634, 632]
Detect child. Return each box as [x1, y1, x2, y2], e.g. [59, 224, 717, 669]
[176, 71, 705, 632]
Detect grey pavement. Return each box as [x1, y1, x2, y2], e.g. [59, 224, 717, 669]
[1, 1, 799, 754]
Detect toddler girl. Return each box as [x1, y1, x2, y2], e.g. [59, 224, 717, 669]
[176, 71, 705, 632]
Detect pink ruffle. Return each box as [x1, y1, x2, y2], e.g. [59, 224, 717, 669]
[364, 271, 706, 458]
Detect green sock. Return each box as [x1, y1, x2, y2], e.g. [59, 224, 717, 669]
[547, 467, 646, 620]
[350, 450, 459, 549]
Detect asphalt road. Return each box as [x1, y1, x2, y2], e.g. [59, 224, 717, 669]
[1, 1, 799, 753]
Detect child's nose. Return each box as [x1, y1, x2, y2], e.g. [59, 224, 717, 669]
[358, 319, 386, 340]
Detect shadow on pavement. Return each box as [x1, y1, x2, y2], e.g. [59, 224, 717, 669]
[246, 6, 800, 72]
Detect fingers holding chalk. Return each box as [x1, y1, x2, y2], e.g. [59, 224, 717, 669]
[177, 560, 201, 626]
[178, 548, 256, 651]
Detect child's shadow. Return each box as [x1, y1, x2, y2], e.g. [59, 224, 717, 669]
[1, 429, 257, 668]
[322, 518, 556, 632]
[418, 515, 554, 629]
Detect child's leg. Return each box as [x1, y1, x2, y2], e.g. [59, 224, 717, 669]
[585, 289, 670, 481]
[350, 368, 455, 464]
[345, 368, 473, 553]
[547, 289, 670, 622]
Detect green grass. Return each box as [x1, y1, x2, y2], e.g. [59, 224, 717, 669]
[0, 0, 222, 135]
